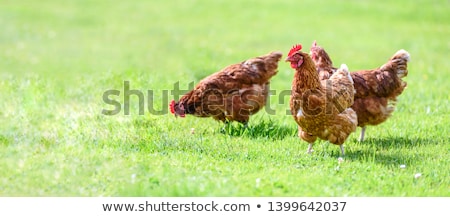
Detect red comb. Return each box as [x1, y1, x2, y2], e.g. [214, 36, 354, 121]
[169, 100, 175, 114]
[312, 40, 317, 47]
[288, 44, 302, 56]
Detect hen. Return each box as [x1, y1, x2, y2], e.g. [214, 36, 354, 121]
[286, 44, 357, 156]
[310, 41, 410, 141]
[170, 51, 283, 124]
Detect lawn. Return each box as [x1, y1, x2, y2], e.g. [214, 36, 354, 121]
[0, 0, 449, 196]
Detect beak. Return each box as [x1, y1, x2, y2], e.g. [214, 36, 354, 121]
[174, 111, 186, 118]
[285, 56, 292, 62]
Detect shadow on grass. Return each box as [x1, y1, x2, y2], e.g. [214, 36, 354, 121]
[345, 136, 438, 165]
[358, 136, 435, 149]
[220, 119, 296, 140]
[300, 136, 440, 165]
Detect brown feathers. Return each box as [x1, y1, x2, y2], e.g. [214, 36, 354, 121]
[310, 42, 410, 141]
[170, 51, 283, 124]
[286, 44, 357, 152]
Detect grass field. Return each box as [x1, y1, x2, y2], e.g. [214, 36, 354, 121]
[0, 0, 449, 196]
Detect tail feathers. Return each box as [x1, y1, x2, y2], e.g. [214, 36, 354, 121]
[248, 51, 283, 78]
[329, 63, 355, 110]
[244, 51, 282, 73]
[381, 49, 410, 78]
[265, 51, 283, 65]
[268, 51, 283, 59]
[339, 63, 349, 72]
[392, 49, 411, 62]
[335, 63, 354, 85]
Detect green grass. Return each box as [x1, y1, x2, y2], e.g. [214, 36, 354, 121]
[0, 0, 449, 196]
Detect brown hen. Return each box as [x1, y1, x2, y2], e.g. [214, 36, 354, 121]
[310, 41, 410, 141]
[286, 44, 357, 156]
[170, 51, 283, 124]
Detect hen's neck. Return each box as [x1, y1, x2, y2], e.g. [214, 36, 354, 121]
[293, 59, 322, 91]
[317, 59, 333, 72]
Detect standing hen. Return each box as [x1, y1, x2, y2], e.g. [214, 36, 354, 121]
[170, 51, 283, 124]
[286, 44, 357, 156]
[310, 41, 410, 141]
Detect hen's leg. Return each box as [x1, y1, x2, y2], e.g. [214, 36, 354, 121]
[239, 120, 249, 128]
[359, 127, 366, 142]
[339, 145, 345, 156]
[219, 120, 231, 133]
[307, 144, 314, 154]
[243, 122, 248, 128]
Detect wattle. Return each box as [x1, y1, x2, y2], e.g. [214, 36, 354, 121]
[290, 62, 297, 69]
